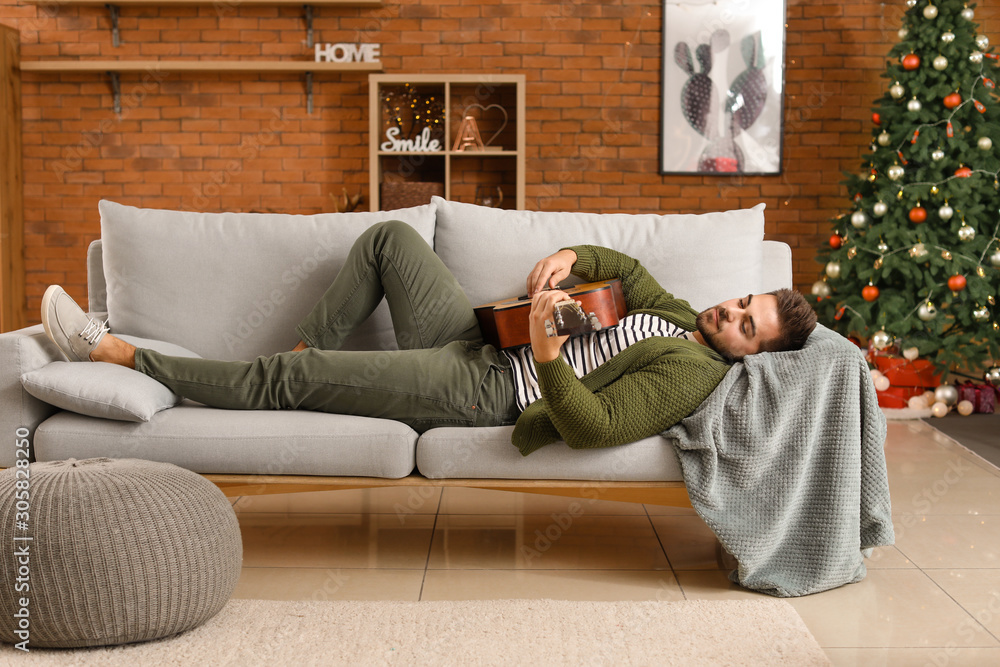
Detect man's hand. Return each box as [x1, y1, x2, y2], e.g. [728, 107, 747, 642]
[526, 248, 578, 297]
[528, 289, 573, 363]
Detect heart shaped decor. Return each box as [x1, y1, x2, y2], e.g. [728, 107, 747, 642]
[461, 103, 509, 148]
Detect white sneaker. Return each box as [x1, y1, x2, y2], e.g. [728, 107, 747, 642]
[41, 285, 109, 362]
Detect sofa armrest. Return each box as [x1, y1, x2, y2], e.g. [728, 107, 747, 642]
[0, 324, 64, 465]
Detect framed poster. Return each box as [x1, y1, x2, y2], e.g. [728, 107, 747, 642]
[660, 0, 786, 174]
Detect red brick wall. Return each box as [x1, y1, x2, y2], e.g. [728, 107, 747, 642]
[1, 0, 998, 325]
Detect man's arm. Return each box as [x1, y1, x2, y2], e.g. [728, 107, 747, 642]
[527, 245, 685, 314]
[512, 345, 728, 454]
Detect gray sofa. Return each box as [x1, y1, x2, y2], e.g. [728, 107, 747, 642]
[1, 198, 790, 502]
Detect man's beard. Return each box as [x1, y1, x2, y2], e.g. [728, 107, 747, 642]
[695, 307, 738, 363]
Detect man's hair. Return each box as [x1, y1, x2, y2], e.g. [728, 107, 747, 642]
[760, 288, 818, 353]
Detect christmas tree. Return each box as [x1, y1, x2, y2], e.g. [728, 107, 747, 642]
[811, 0, 1000, 391]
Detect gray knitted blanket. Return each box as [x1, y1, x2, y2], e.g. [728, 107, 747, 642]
[663, 324, 894, 597]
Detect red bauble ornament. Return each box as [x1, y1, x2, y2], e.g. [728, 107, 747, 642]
[830, 234, 843, 249]
[862, 285, 880, 302]
[948, 274, 967, 292]
[902, 53, 921, 70]
[944, 92, 962, 109]
[872, 112, 881, 125]
[909, 206, 927, 223]
[955, 166, 973, 178]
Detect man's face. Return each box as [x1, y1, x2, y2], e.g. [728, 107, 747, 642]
[695, 293, 781, 362]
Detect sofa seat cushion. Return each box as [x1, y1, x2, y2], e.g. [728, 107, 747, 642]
[34, 401, 417, 479]
[416, 427, 683, 482]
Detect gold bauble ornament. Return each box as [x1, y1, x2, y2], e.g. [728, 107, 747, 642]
[871, 330, 892, 350]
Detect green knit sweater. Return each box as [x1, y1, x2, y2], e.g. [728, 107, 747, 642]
[511, 245, 732, 456]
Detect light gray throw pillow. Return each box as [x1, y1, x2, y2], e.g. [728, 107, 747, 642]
[20, 335, 200, 422]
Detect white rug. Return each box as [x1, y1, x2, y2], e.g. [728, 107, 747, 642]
[2, 598, 829, 666]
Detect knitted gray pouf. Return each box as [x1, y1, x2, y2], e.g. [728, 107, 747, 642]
[0, 458, 242, 648]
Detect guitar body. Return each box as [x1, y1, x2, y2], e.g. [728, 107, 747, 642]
[474, 279, 627, 349]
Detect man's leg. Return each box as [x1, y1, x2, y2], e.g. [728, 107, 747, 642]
[131, 342, 516, 432]
[295, 220, 482, 351]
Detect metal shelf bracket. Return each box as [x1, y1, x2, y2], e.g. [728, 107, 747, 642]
[106, 4, 121, 47]
[305, 71, 313, 114]
[109, 71, 121, 115]
[303, 5, 314, 48]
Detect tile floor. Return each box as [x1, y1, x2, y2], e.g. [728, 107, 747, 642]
[229, 420, 1000, 665]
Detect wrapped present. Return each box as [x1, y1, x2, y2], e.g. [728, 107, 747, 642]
[871, 357, 941, 409]
[976, 384, 996, 414]
[956, 381, 997, 414]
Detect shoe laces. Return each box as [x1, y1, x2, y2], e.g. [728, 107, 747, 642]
[79, 318, 110, 345]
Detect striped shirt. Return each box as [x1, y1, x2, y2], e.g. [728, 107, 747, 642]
[501, 313, 695, 412]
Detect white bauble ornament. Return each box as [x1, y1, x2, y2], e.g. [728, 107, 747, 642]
[931, 401, 950, 418]
[961, 6, 975, 20]
[958, 224, 976, 242]
[910, 242, 930, 260]
[979, 136, 993, 151]
[971, 51, 984, 64]
[923, 390, 937, 404]
[890, 82, 905, 99]
[899, 27, 909, 39]
[851, 210, 868, 228]
[870, 369, 884, 381]
[877, 241, 890, 253]
[974, 306, 990, 321]
[811, 280, 832, 298]
[938, 203, 954, 220]
[874, 375, 891, 391]
[903, 347, 920, 361]
[888, 164, 905, 180]
[933, 55, 948, 70]
[878, 131, 892, 146]
[918, 301, 937, 320]
[932, 148, 946, 161]
[935, 384, 959, 406]
[907, 97, 923, 112]
[977, 35, 989, 50]
[906, 0, 917, 7]
[825, 261, 842, 279]
[958, 400, 975, 416]
[990, 249, 1000, 267]
[941, 31, 956, 44]
[923, 3, 938, 19]
[872, 330, 892, 350]
[986, 366, 1000, 386]
[873, 201, 888, 216]
[908, 395, 929, 410]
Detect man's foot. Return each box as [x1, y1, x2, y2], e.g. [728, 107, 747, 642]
[41, 285, 110, 362]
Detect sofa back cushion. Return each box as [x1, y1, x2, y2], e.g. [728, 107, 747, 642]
[99, 200, 436, 361]
[432, 197, 766, 312]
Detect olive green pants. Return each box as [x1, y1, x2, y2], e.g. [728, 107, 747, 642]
[134, 221, 519, 432]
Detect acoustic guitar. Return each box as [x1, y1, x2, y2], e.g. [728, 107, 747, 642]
[474, 279, 627, 349]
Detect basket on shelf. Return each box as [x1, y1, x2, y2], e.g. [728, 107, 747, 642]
[380, 181, 444, 210]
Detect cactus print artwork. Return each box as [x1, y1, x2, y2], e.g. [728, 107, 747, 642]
[661, 1, 783, 174]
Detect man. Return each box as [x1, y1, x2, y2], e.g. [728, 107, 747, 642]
[41, 220, 816, 456]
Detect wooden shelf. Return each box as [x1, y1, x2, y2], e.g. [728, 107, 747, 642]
[20, 0, 383, 49]
[21, 59, 380, 114]
[21, 0, 381, 5]
[19, 60, 382, 72]
[370, 74, 526, 211]
[376, 150, 519, 158]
